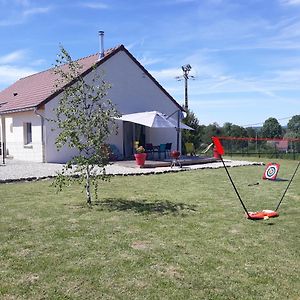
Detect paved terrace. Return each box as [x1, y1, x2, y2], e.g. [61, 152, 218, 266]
[0, 157, 264, 183]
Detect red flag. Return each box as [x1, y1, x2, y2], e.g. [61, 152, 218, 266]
[212, 136, 225, 155]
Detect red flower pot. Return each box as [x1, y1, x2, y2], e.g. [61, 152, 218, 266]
[213, 148, 221, 159]
[134, 153, 147, 166]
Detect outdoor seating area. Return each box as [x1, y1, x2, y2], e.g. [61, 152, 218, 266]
[104, 140, 218, 169]
[144, 143, 172, 160]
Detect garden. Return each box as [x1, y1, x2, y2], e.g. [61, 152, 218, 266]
[0, 158, 299, 299]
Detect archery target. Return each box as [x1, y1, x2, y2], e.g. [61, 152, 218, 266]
[263, 163, 280, 180]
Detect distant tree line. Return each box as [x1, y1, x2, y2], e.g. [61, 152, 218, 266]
[182, 111, 300, 154]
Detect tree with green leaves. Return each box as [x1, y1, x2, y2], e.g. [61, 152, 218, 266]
[245, 127, 257, 138]
[182, 109, 203, 150]
[222, 122, 248, 137]
[51, 46, 120, 205]
[260, 117, 283, 138]
[202, 122, 222, 144]
[287, 115, 300, 137]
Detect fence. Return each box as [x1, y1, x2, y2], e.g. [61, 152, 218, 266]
[217, 137, 300, 160]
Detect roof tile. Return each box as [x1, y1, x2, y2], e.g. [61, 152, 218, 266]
[0, 46, 121, 114]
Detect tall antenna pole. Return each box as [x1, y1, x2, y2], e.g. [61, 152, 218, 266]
[181, 64, 192, 110]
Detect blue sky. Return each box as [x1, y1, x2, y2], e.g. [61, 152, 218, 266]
[0, 0, 300, 126]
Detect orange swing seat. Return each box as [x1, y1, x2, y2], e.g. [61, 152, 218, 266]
[246, 210, 279, 220]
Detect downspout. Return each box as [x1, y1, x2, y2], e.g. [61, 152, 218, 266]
[34, 108, 46, 163]
[0, 115, 5, 165]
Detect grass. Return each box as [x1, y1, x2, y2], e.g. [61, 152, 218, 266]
[0, 158, 299, 299]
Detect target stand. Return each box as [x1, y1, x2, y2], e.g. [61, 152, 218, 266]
[262, 163, 280, 180]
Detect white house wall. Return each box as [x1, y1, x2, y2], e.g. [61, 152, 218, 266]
[44, 49, 180, 163]
[101, 51, 179, 116]
[3, 111, 43, 162]
[100, 50, 180, 152]
[44, 95, 82, 163]
[44, 96, 123, 163]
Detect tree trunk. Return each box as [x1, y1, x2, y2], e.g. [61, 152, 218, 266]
[85, 166, 92, 206]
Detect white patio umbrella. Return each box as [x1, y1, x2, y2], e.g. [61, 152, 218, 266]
[118, 111, 193, 130]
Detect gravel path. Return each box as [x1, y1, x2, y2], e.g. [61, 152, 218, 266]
[0, 158, 263, 183]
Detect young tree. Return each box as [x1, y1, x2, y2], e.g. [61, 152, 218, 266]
[51, 46, 120, 205]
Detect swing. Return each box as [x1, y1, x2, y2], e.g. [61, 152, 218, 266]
[212, 137, 300, 221]
[246, 210, 279, 220]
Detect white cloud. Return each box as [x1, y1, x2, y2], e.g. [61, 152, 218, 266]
[0, 50, 27, 64]
[280, 0, 300, 5]
[0, 65, 36, 85]
[149, 68, 182, 80]
[0, 49, 42, 88]
[138, 54, 162, 66]
[0, 1, 52, 26]
[23, 6, 52, 17]
[80, 2, 109, 9]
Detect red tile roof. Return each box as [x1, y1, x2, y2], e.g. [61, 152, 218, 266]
[0, 44, 183, 114]
[0, 45, 122, 114]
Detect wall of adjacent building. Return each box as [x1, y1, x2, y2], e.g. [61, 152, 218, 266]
[2, 111, 44, 162]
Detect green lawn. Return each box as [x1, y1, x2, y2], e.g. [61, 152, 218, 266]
[0, 158, 299, 299]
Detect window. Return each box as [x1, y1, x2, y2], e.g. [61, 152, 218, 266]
[24, 122, 32, 145]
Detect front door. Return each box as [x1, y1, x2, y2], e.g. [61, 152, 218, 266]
[122, 122, 146, 159]
[123, 121, 134, 159]
[134, 123, 145, 148]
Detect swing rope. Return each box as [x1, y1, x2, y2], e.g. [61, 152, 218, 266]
[219, 155, 251, 218]
[275, 161, 300, 212]
[212, 137, 252, 219]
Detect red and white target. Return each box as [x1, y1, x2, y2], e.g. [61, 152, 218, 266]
[263, 163, 280, 180]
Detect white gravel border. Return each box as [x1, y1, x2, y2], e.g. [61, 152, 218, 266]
[0, 159, 264, 183]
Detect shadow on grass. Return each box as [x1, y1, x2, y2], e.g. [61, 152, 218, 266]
[93, 198, 197, 215]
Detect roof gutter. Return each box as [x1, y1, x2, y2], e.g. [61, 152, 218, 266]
[0, 106, 35, 115]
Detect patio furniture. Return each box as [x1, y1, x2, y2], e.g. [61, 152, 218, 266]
[145, 143, 154, 159]
[157, 143, 167, 160]
[108, 144, 123, 161]
[165, 143, 172, 158]
[185, 142, 196, 156]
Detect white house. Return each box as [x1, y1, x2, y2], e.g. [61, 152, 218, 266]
[0, 45, 184, 163]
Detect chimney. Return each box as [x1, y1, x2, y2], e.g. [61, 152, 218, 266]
[99, 30, 105, 59]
